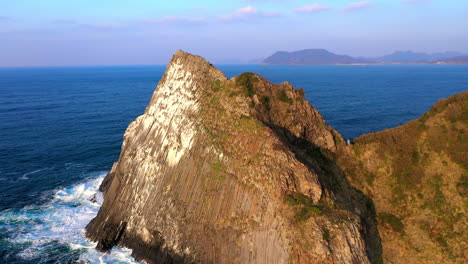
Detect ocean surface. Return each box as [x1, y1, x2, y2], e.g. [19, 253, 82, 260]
[0, 64, 467, 263]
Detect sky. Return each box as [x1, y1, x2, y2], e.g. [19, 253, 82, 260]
[0, 0, 467, 66]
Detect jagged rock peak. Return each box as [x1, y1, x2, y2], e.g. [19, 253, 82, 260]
[86, 51, 379, 264]
[162, 49, 227, 85]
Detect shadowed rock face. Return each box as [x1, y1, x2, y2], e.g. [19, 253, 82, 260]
[86, 50, 382, 264]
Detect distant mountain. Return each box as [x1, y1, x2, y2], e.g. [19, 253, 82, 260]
[433, 56, 468, 65]
[374, 51, 430, 63]
[262, 49, 372, 65]
[374, 50, 465, 63]
[261, 49, 466, 65]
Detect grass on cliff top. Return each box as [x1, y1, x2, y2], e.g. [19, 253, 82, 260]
[352, 92, 467, 198]
[418, 91, 468, 124]
[340, 92, 468, 261]
[419, 91, 467, 169]
[202, 76, 272, 178]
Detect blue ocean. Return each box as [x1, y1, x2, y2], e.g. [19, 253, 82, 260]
[1, 65, 467, 263]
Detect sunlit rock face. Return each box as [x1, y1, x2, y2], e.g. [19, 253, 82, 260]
[86, 51, 380, 264]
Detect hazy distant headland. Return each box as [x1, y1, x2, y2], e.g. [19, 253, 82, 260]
[434, 56, 468, 65]
[261, 49, 468, 65]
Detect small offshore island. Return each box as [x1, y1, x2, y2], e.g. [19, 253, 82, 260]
[86, 51, 467, 264]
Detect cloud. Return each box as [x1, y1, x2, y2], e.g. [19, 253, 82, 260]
[137, 6, 280, 25]
[0, 16, 9, 21]
[344, 1, 373, 11]
[218, 6, 280, 21]
[294, 3, 332, 13]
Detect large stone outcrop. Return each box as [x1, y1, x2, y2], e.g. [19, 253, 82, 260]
[86, 50, 381, 264]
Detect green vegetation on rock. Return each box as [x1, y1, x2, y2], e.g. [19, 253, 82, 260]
[378, 212, 405, 234]
[212, 160, 225, 173]
[210, 79, 223, 92]
[236, 72, 258, 97]
[260, 95, 271, 110]
[333, 135, 342, 145]
[284, 192, 322, 221]
[321, 226, 331, 244]
[277, 90, 293, 104]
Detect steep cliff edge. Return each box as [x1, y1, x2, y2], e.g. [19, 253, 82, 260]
[336, 91, 467, 263]
[86, 50, 381, 264]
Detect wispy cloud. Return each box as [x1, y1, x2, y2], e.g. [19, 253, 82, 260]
[0, 16, 9, 21]
[50, 6, 281, 30]
[344, 1, 373, 11]
[294, 3, 332, 13]
[218, 6, 280, 22]
[137, 6, 279, 25]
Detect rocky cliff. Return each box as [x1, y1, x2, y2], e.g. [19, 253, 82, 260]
[86, 51, 381, 264]
[86, 50, 466, 264]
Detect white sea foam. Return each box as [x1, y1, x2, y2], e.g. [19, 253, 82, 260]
[0, 172, 142, 264]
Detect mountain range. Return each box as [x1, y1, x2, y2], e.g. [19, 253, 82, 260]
[261, 49, 467, 65]
[372, 51, 465, 63]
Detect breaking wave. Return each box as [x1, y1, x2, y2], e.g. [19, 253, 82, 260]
[0, 172, 142, 264]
